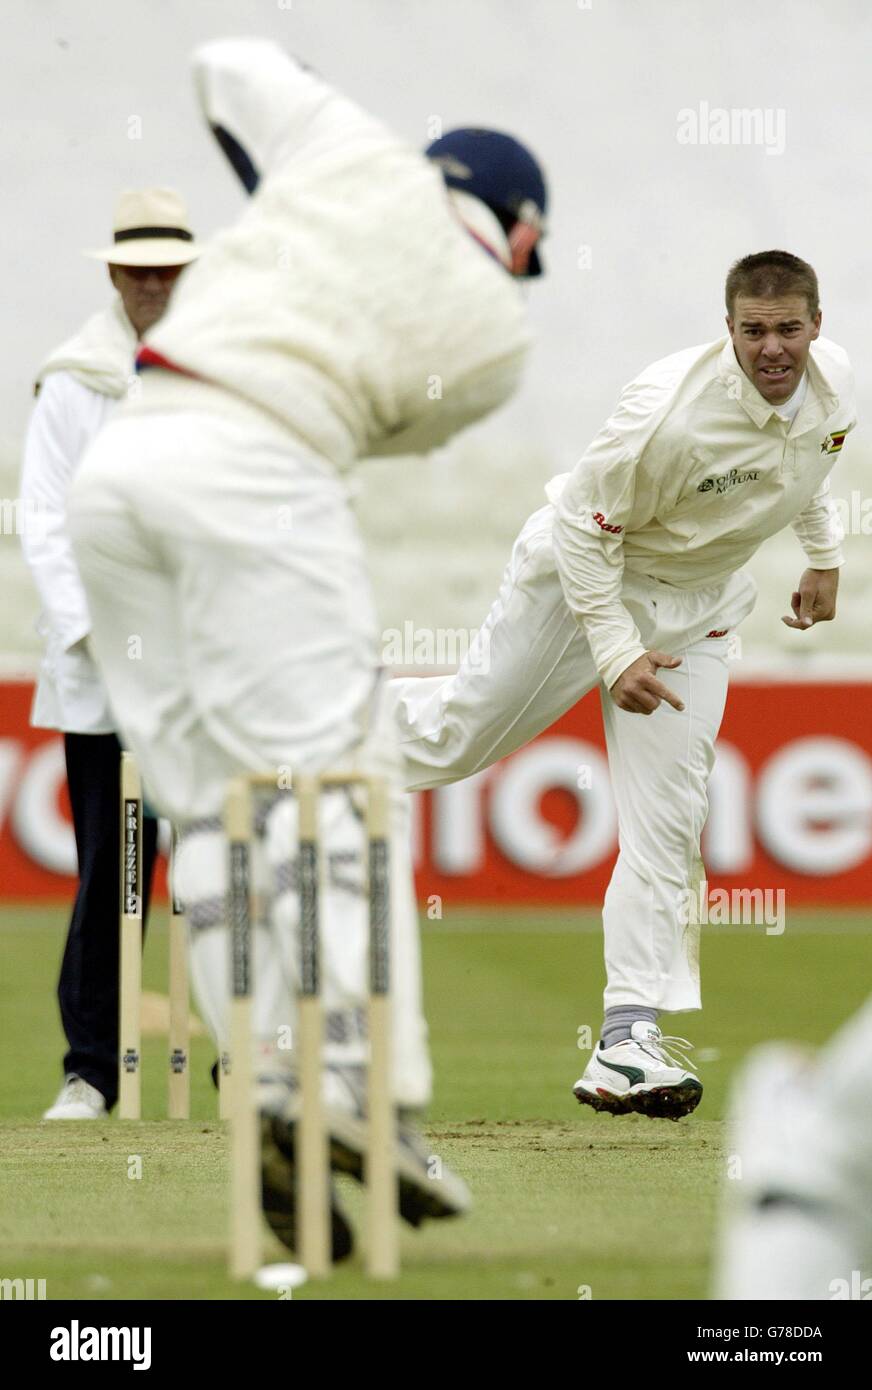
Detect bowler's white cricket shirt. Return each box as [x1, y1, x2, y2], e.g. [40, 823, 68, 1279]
[552, 336, 855, 688]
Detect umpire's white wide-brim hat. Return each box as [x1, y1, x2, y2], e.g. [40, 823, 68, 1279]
[85, 188, 201, 266]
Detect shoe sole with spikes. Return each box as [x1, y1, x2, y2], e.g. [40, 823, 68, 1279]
[574, 1078, 703, 1121]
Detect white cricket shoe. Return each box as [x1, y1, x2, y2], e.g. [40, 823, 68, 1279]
[43, 1075, 107, 1120]
[715, 1044, 870, 1299]
[573, 1022, 702, 1121]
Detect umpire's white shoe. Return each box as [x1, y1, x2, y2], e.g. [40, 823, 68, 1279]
[43, 1075, 107, 1120]
[573, 1022, 702, 1121]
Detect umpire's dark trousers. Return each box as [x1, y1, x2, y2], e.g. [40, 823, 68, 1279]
[58, 731, 158, 1108]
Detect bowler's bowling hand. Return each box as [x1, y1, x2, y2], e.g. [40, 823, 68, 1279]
[609, 650, 685, 715]
[781, 567, 839, 629]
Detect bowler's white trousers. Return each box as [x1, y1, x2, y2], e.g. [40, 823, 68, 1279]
[67, 380, 431, 1106]
[387, 499, 758, 1013]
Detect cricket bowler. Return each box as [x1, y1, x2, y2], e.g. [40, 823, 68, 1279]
[389, 250, 855, 1119]
[66, 37, 547, 1257]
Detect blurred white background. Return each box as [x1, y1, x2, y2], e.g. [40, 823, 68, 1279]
[1, 0, 869, 671]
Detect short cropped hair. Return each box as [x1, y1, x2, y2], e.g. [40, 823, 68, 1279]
[725, 250, 819, 318]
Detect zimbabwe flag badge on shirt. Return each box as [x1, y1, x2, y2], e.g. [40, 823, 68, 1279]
[820, 430, 848, 455]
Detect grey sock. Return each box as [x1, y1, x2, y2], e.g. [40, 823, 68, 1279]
[601, 1005, 658, 1050]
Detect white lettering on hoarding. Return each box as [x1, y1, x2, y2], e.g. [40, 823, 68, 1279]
[2, 731, 872, 889]
[756, 737, 872, 874]
[489, 739, 616, 876]
[10, 740, 76, 874]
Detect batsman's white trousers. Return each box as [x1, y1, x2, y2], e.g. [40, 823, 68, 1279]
[387, 499, 758, 1013]
[67, 381, 431, 1105]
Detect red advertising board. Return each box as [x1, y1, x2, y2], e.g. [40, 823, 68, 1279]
[1, 680, 871, 905]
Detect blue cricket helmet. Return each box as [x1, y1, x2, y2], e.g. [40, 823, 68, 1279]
[425, 127, 548, 277]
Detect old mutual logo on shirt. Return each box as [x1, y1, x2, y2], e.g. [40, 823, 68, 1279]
[697, 468, 760, 495]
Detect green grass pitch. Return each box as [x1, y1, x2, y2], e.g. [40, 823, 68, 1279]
[0, 904, 868, 1301]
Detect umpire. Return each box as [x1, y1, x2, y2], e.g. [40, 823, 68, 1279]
[20, 190, 200, 1118]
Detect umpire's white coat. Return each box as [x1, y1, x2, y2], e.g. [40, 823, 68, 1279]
[67, 39, 531, 1105]
[19, 300, 135, 732]
[389, 338, 855, 1014]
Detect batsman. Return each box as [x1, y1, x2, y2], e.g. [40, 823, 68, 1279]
[67, 38, 547, 1258]
[390, 249, 855, 1119]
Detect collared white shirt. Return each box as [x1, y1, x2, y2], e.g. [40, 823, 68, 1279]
[20, 300, 136, 731]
